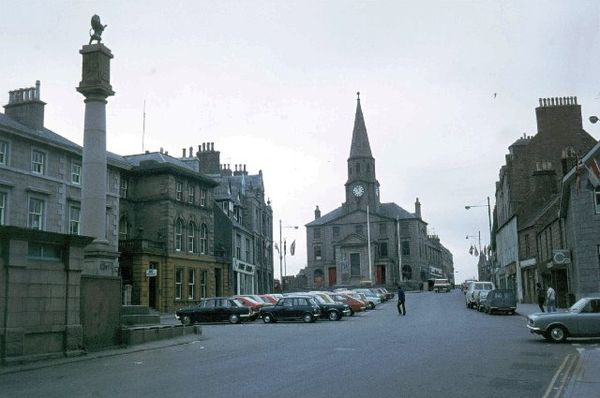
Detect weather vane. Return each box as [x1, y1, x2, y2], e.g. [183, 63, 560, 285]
[89, 14, 107, 45]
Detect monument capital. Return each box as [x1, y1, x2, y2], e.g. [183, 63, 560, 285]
[77, 44, 115, 99]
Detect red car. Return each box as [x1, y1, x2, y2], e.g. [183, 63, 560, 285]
[259, 294, 279, 305]
[233, 296, 263, 312]
[330, 293, 366, 315]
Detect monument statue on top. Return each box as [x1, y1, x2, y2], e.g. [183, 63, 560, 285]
[89, 14, 107, 45]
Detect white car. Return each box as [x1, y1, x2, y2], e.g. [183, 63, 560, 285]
[466, 281, 495, 309]
[433, 278, 451, 293]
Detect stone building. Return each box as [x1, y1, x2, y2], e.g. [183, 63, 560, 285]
[304, 95, 453, 289]
[494, 97, 597, 303]
[558, 141, 600, 301]
[0, 81, 124, 243]
[180, 143, 274, 295]
[118, 150, 229, 313]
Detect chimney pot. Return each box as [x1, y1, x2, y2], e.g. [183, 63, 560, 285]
[211, 142, 214, 151]
[202, 143, 206, 151]
[182, 148, 186, 157]
[189, 146, 193, 157]
[160, 147, 163, 153]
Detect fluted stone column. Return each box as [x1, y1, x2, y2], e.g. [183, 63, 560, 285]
[77, 43, 119, 276]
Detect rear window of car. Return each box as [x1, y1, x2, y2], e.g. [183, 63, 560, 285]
[475, 283, 493, 290]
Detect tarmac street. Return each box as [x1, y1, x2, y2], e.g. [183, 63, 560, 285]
[1, 291, 598, 398]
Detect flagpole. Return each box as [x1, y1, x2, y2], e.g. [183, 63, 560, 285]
[396, 217, 402, 282]
[367, 204, 372, 284]
[284, 239, 287, 282]
[279, 219, 283, 293]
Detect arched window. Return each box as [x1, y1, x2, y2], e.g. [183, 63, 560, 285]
[188, 221, 196, 253]
[200, 223, 208, 254]
[119, 216, 128, 240]
[175, 218, 184, 252]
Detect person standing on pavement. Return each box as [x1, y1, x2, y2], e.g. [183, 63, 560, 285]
[397, 284, 406, 316]
[546, 285, 556, 312]
[536, 282, 546, 312]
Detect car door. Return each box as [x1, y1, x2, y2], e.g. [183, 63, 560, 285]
[202, 299, 216, 322]
[577, 299, 600, 336]
[279, 298, 297, 319]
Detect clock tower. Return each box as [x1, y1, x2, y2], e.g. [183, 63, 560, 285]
[344, 92, 380, 211]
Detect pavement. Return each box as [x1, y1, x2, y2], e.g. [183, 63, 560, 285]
[516, 303, 600, 398]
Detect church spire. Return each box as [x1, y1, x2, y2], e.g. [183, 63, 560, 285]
[349, 91, 373, 159]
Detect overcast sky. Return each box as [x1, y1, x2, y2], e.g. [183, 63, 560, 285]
[3, 1, 600, 281]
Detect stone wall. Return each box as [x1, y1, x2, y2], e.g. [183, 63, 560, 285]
[0, 226, 93, 365]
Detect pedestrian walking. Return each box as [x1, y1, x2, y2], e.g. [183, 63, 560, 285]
[397, 284, 406, 316]
[536, 282, 545, 312]
[546, 285, 556, 313]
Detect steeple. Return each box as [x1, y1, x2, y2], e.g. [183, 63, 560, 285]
[344, 92, 380, 211]
[349, 92, 373, 159]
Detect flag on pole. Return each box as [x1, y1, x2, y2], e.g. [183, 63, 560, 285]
[284, 240, 287, 256]
[274, 242, 280, 254]
[290, 240, 296, 256]
[474, 247, 479, 256]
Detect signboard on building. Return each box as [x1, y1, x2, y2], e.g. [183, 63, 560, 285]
[145, 269, 157, 277]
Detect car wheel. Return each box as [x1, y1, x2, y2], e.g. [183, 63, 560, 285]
[303, 313, 314, 323]
[350, 309, 355, 316]
[328, 311, 341, 321]
[263, 314, 273, 324]
[546, 325, 568, 343]
[229, 314, 241, 324]
[368, 302, 375, 310]
[181, 315, 192, 326]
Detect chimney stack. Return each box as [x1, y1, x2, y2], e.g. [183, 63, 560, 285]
[315, 205, 321, 219]
[182, 148, 187, 157]
[4, 80, 46, 130]
[415, 198, 422, 219]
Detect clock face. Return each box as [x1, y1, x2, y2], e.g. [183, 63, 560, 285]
[352, 184, 365, 197]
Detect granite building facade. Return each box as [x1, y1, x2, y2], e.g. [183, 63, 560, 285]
[304, 95, 453, 289]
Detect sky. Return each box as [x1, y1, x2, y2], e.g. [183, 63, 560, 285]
[3, 1, 600, 282]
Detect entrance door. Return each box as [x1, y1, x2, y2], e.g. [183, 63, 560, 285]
[148, 262, 157, 309]
[328, 267, 337, 287]
[376, 265, 386, 285]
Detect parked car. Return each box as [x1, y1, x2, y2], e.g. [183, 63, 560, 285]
[466, 281, 495, 309]
[330, 293, 366, 315]
[258, 294, 280, 305]
[259, 296, 322, 323]
[462, 279, 477, 294]
[433, 278, 451, 293]
[527, 297, 600, 342]
[233, 296, 264, 312]
[303, 293, 351, 320]
[176, 297, 257, 325]
[380, 287, 395, 300]
[479, 289, 516, 314]
[353, 288, 381, 309]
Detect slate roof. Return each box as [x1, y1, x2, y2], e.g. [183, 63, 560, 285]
[0, 112, 131, 169]
[306, 202, 415, 227]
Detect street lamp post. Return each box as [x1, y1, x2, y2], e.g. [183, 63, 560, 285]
[278, 220, 298, 293]
[465, 196, 492, 241]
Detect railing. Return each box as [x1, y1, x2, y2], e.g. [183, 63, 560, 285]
[119, 239, 166, 253]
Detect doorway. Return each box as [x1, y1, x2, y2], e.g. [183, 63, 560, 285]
[148, 262, 158, 309]
[376, 265, 386, 285]
[328, 267, 337, 287]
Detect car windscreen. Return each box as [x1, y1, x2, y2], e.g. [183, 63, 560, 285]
[570, 298, 588, 312]
[312, 295, 326, 304]
[231, 299, 244, 307]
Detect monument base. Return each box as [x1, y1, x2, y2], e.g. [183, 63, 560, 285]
[83, 240, 120, 276]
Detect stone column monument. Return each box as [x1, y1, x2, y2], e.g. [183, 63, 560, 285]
[77, 15, 119, 276]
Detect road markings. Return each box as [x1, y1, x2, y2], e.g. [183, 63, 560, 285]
[542, 354, 577, 398]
